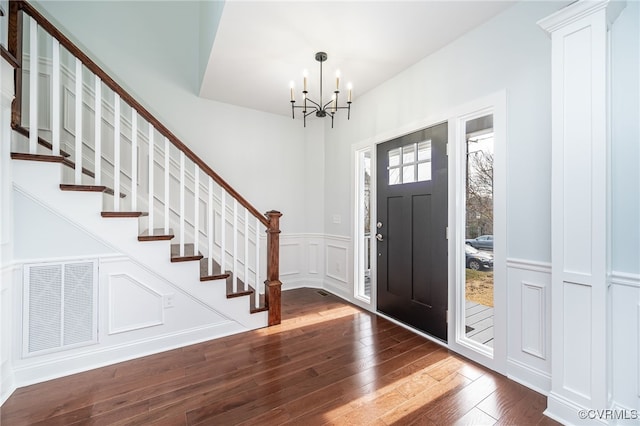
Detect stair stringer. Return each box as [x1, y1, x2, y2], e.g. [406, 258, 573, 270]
[12, 160, 268, 330]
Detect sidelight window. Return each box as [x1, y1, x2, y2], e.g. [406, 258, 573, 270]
[388, 141, 431, 185]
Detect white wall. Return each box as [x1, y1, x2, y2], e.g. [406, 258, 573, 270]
[198, 1, 226, 92]
[610, 0, 640, 415]
[325, 0, 561, 263]
[32, 0, 308, 234]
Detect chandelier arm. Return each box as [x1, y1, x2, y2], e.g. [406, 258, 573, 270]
[302, 98, 321, 109]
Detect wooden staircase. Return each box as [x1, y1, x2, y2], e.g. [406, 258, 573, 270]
[5, 0, 281, 326]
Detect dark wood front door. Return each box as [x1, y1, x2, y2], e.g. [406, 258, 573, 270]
[376, 122, 448, 341]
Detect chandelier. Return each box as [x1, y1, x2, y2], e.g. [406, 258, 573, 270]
[289, 52, 352, 128]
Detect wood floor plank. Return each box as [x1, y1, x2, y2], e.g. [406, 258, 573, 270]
[0, 288, 557, 426]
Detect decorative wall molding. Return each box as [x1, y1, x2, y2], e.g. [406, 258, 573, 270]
[506, 258, 552, 273]
[521, 281, 546, 360]
[506, 261, 551, 394]
[610, 271, 640, 288]
[107, 273, 164, 335]
[325, 243, 349, 284]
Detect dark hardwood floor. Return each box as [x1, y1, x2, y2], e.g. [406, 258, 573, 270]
[0, 288, 559, 425]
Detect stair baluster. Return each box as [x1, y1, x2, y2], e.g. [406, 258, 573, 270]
[93, 76, 101, 185]
[51, 37, 60, 156]
[148, 122, 154, 234]
[113, 93, 121, 209]
[7, 0, 280, 324]
[28, 15, 36, 154]
[131, 111, 138, 211]
[194, 163, 200, 255]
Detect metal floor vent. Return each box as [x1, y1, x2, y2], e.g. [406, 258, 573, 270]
[317, 290, 329, 297]
[23, 259, 98, 356]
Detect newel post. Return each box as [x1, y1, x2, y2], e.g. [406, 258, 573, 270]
[265, 210, 282, 326]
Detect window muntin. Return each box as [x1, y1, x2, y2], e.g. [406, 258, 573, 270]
[388, 140, 432, 185]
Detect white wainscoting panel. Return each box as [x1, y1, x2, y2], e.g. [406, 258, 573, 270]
[280, 240, 302, 277]
[277, 234, 351, 294]
[308, 242, 319, 275]
[108, 273, 164, 334]
[0, 264, 18, 406]
[326, 243, 348, 284]
[506, 258, 551, 394]
[12, 255, 243, 387]
[521, 281, 545, 359]
[610, 272, 640, 415]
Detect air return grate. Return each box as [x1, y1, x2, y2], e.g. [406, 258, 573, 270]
[23, 259, 98, 356]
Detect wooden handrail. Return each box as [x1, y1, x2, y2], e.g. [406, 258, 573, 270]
[0, 46, 19, 68]
[7, 0, 282, 324]
[11, 0, 270, 228]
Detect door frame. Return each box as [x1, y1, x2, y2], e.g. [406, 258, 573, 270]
[350, 91, 507, 372]
[447, 91, 507, 374]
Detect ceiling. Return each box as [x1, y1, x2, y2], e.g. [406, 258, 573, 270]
[199, 1, 518, 118]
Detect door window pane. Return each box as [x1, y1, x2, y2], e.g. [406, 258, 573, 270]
[403, 166, 415, 183]
[418, 162, 431, 181]
[389, 167, 400, 185]
[389, 148, 401, 167]
[402, 144, 415, 163]
[417, 141, 431, 161]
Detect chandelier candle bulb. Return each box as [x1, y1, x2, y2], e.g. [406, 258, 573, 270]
[336, 70, 340, 91]
[303, 70, 308, 92]
[348, 83, 352, 102]
[290, 81, 295, 101]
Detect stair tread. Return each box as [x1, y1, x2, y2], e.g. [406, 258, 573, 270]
[199, 258, 230, 280]
[12, 125, 72, 157]
[249, 290, 268, 313]
[60, 184, 106, 192]
[226, 275, 253, 298]
[139, 228, 175, 241]
[11, 152, 65, 163]
[170, 243, 204, 262]
[101, 211, 148, 218]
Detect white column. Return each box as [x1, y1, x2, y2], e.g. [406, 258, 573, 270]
[538, 1, 625, 423]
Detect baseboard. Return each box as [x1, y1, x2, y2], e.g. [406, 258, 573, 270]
[545, 391, 608, 426]
[0, 360, 16, 407]
[507, 357, 551, 396]
[13, 321, 245, 388]
[281, 278, 324, 291]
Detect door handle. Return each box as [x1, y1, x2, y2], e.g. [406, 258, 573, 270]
[376, 233, 384, 242]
